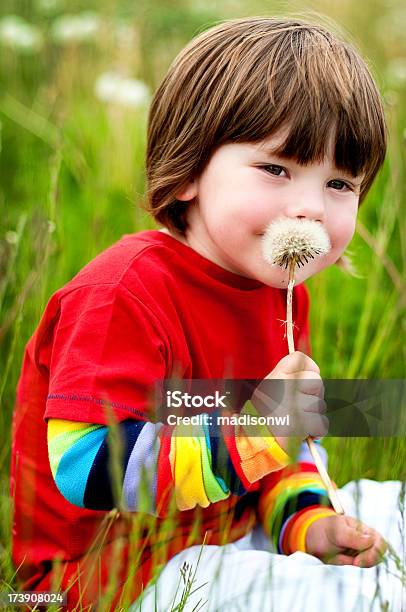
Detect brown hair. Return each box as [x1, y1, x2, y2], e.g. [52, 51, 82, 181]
[145, 16, 387, 234]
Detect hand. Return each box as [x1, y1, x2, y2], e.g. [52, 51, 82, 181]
[251, 351, 328, 453]
[305, 514, 387, 567]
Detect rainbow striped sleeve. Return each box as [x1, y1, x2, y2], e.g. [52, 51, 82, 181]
[258, 441, 338, 554]
[47, 413, 290, 514]
[47, 418, 162, 512]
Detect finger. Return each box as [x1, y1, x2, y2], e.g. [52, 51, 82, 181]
[286, 376, 324, 398]
[301, 377, 324, 398]
[253, 382, 325, 415]
[284, 392, 326, 414]
[330, 521, 374, 553]
[272, 352, 320, 375]
[302, 413, 329, 438]
[344, 516, 369, 532]
[287, 398, 329, 436]
[301, 397, 327, 414]
[353, 538, 388, 568]
[343, 516, 383, 543]
[353, 548, 384, 568]
[324, 553, 357, 566]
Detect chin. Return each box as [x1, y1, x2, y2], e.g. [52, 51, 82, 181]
[260, 265, 317, 288]
[257, 269, 290, 288]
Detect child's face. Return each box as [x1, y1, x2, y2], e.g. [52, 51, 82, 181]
[177, 129, 364, 288]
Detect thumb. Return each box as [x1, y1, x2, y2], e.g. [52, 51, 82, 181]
[332, 521, 374, 553]
[271, 351, 320, 375]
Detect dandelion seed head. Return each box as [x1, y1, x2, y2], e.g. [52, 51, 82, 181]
[261, 218, 331, 270]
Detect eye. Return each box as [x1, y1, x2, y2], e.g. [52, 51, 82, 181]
[261, 164, 287, 177]
[327, 179, 353, 192]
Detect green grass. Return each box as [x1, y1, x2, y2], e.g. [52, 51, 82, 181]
[0, 0, 405, 610]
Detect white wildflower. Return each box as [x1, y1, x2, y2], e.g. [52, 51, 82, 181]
[261, 218, 331, 269]
[387, 58, 406, 87]
[50, 12, 102, 44]
[47, 220, 56, 234]
[95, 72, 150, 108]
[35, 0, 64, 14]
[0, 15, 43, 53]
[5, 230, 19, 245]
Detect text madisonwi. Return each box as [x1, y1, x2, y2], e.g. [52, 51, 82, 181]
[166, 413, 290, 427]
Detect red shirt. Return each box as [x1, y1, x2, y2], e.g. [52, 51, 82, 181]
[10, 230, 310, 609]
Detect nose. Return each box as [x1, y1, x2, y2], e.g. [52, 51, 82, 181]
[284, 188, 325, 223]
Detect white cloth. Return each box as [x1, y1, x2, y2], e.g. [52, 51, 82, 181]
[130, 479, 406, 611]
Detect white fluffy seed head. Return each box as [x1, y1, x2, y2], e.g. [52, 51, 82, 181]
[261, 218, 331, 269]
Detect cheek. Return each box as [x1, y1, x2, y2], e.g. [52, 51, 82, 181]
[237, 204, 270, 229]
[204, 188, 269, 230]
[329, 217, 357, 255]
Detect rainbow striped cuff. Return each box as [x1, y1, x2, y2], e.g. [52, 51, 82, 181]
[236, 401, 290, 483]
[280, 505, 337, 554]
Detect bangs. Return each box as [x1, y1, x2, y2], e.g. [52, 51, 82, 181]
[220, 23, 386, 196]
[271, 106, 371, 179]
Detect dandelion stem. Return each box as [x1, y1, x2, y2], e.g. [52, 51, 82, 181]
[286, 259, 296, 354]
[286, 257, 344, 515]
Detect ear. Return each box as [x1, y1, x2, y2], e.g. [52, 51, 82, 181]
[175, 179, 198, 202]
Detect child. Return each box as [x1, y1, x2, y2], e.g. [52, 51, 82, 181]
[11, 16, 399, 612]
